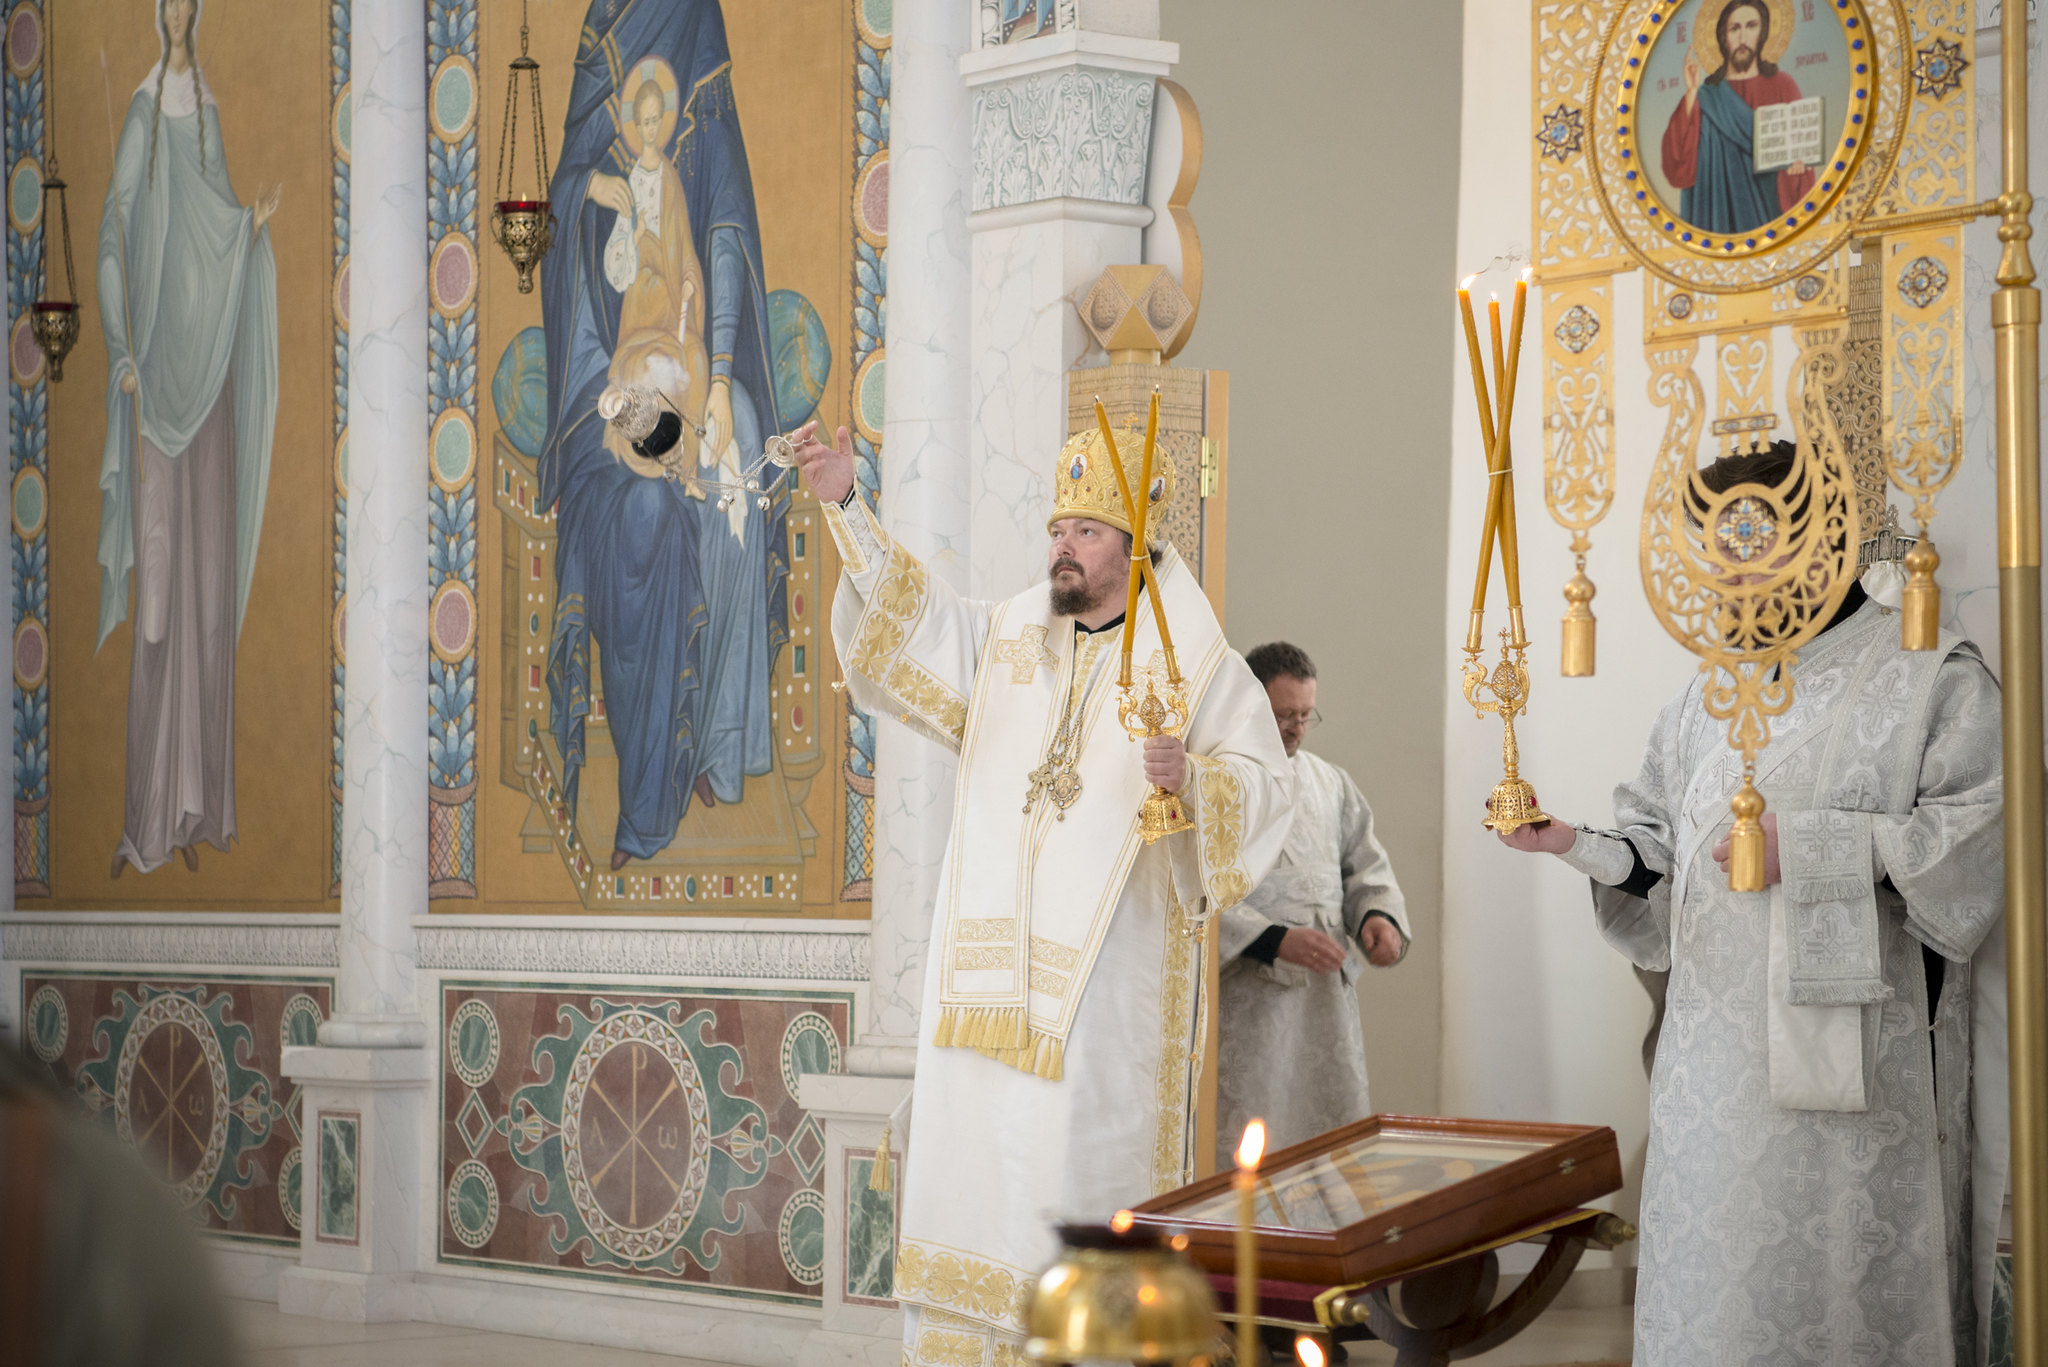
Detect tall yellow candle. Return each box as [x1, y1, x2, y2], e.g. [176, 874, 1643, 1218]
[1094, 399, 1149, 687]
[1496, 269, 1532, 632]
[1458, 280, 1506, 647]
[1235, 1120, 1266, 1367]
[1131, 390, 1180, 683]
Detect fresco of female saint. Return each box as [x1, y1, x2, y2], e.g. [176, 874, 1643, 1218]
[96, 0, 280, 878]
[540, 1, 789, 871]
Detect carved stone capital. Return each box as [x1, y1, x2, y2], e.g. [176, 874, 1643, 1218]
[970, 68, 1156, 212]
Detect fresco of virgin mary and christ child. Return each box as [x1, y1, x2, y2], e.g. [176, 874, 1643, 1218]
[537, 0, 827, 872]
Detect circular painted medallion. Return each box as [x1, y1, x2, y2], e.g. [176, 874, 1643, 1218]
[431, 55, 478, 144]
[431, 233, 478, 319]
[779, 1011, 842, 1099]
[446, 1157, 500, 1249]
[114, 994, 231, 1208]
[13, 465, 46, 540]
[447, 998, 501, 1089]
[854, 0, 892, 48]
[279, 1146, 304, 1230]
[27, 983, 66, 1062]
[853, 151, 888, 248]
[334, 255, 351, 331]
[13, 618, 47, 692]
[8, 159, 42, 235]
[851, 351, 885, 444]
[10, 315, 43, 387]
[332, 81, 352, 164]
[430, 581, 477, 664]
[6, 4, 41, 76]
[778, 1188, 827, 1285]
[281, 993, 325, 1052]
[560, 1009, 712, 1261]
[430, 408, 476, 491]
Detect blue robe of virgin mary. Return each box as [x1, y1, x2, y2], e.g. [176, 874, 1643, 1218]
[540, 0, 790, 861]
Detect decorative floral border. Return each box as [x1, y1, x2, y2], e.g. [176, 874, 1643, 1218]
[843, 10, 889, 899]
[7, 0, 49, 897]
[426, 0, 479, 898]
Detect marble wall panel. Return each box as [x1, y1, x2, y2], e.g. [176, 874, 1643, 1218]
[843, 1147, 899, 1308]
[436, 982, 851, 1304]
[19, 971, 334, 1246]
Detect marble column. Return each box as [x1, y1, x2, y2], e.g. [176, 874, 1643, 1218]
[280, 0, 432, 1321]
[327, 0, 431, 1050]
[860, 0, 975, 1068]
[962, 27, 1175, 600]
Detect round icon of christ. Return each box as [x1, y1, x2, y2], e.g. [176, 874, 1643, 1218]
[561, 1010, 714, 1260]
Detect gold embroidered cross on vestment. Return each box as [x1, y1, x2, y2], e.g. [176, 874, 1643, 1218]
[995, 624, 1059, 683]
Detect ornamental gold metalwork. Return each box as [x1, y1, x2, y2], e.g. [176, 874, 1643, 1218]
[1881, 226, 1964, 646]
[1533, 2, 1632, 278]
[1541, 277, 1615, 675]
[1640, 320, 1859, 890]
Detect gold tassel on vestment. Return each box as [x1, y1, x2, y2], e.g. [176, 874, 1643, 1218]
[969, 1029, 1066, 1082]
[869, 1121, 893, 1192]
[1727, 777, 1767, 893]
[930, 1005, 1030, 1052]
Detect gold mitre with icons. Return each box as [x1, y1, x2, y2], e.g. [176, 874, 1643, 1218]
[1049, 420, 1177, 548]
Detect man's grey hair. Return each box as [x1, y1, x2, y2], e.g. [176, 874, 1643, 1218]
[1245, 641, 1316, 686]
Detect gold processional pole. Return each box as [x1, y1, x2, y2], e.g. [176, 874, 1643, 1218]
[1457, 268, 1548, 833]
[1994, 0, 2048, 1356]
[1094, 392, 1194, 844]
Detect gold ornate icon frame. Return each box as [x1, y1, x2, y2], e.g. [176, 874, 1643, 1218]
[1587, 0, 1914, 293]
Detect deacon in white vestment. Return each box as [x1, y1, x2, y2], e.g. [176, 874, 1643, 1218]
[1499, 445, 2008, 1367]
[792, 419, 1293, 1367]
[1217, 641, 1409, 1169]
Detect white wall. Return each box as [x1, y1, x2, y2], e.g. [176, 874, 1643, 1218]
[1167, 0, 1466, 1117]
[1442, 0, 2048, 1251]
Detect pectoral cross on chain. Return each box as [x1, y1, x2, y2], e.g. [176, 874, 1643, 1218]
[996, 625, 1060, 684]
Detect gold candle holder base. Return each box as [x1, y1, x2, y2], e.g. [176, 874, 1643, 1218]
[1121, 675, 1195, 846]
[1140, 786, 1195, 845]
[1482, 776, 1550, 836]
[1902, 536, 1941, 651]
[1465, 633, 1549, 836]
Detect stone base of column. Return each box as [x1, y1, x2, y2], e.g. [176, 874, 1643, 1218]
[798, 1072, 914, 1357]
[280, 1042, 432, 1322]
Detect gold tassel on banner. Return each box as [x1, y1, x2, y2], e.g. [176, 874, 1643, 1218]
[1727, 776, 1767, 893]
[1902, 535, 1941, 650]
[1561, 558, 1596, 677]
[870, 1122, 893, 1192]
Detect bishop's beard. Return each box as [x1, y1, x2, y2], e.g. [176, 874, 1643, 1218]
[1049, 560, 1106, 617]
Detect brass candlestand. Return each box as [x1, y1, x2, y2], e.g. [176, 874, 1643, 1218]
[1465, 631, 1546, 835]
[1457, 269, 1549, 834]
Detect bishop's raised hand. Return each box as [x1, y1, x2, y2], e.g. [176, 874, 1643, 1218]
[790, 420, 856, 505]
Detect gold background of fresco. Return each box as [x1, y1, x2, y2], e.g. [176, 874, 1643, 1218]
[40, 0, 334, 909]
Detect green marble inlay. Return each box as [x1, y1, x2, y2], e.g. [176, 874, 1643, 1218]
[318, 1115, 358, 1241]
[845, 1156, 896, 1302]
[453, 1170, 490, 1231]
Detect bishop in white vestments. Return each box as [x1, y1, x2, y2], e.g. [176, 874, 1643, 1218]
[1500, 446, 2008, 1367]
[793, 419, 1293, 1367]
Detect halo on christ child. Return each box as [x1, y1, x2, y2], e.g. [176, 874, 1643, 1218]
[1622, 0, 1866, 256]
[612, 56, 681, 161]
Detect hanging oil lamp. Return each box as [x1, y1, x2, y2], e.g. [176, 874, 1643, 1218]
[31, 5, 79, 381]
[489, 0, 554, 294]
